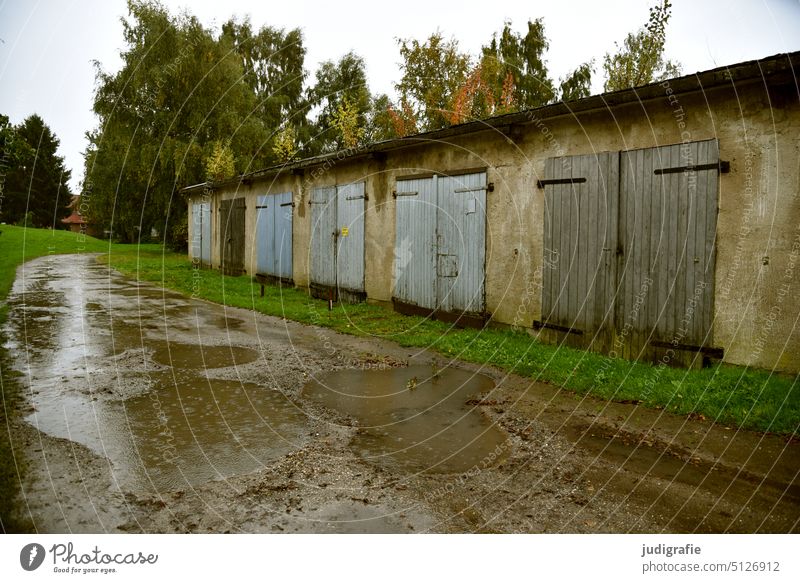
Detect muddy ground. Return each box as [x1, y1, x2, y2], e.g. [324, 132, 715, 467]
[3, 254, 798, 533]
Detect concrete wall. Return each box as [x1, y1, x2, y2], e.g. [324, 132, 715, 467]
[188, 76, 800, 373]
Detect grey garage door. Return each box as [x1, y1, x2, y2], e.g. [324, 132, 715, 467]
[310, 182, 366, 295]
[541, 152, 618, 349]
[335, 181, 366, 292]
[541, 139, 720, 361]
[394, 171, 487, 315]
[255, 192, 293, 281]
[190, 201, 212, 267]
[618, 140, 719, 360]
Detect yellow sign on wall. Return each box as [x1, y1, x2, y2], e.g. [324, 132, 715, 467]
[341, 226, 349, 237]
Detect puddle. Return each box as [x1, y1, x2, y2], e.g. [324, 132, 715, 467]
[303, 365, 509, 474]
[27, 376, 308, 491]
[301, 501, 418, 533]
[148, 340, 260, 369]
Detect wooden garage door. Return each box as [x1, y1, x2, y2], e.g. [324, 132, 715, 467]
[394, 171, 488, 316]
[541, 152, 618, 350]
[618, 140, 719, 360]
[540, 140, 721, 362]
[219, 197, 246, 276]
[310, 182, 366, 296]
[256, 192, 293, 281]
[190, 202, 212, 268]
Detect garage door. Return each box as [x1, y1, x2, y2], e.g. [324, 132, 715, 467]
[190, 201, 212, 268]
[219, 197, 246, 276]
[255, 191, 293, 281]
[540, 139, 721, 362]
[394, 171, 488, 316]
[310, 182, 366, 296]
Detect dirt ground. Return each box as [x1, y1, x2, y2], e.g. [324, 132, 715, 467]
[4, 254, 798, 533]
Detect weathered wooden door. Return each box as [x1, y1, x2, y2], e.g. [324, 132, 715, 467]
[540, 139, 720, 363]
[310, 183, 366, 297]
[394, 176, 437, 310]
[191, 203, 201, 263]
[256, 192, 293, 281]
[393, 171, 488, 316]
[199, 202, 211, 267]
[310, 185, 338, 289]
[335, 182, 366, 292]
[219, 197, 245, 275]
[541, 152, 618, 350]
[436, 171, 487, 314]
[617, 140, 719, 361]
[190, 202, 212, 267]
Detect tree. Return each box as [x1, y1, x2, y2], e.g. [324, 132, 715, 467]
[307, 52, 371, 152]
[385, 97, 418, 139]
[272, 124, 298, 162]
[221, 17, 309, 147]
[0, 114, 71, 227]
[395, 32, 471, 131]
[559, 61, 594, 101]
[206, 139, 236, 181]
[86, 0, 271, 246]
[331, 97, 364, 149]
[447, 65, 497, 125]
[603, 0, 680, 91]
[480, 19, 555, 111]
[0, 114, 22, 167]
[366, 94, 399, 142]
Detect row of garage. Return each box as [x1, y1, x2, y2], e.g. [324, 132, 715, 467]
[185, 52, 800, 372]
[190, 141, 719, 367]
[193, 169, 491, 312]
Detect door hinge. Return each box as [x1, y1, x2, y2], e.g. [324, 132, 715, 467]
[454, 182, 493, 193]
[654, 161, 730, 175]
[536, 177, 587, 189]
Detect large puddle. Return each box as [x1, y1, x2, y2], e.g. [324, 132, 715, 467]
[303, 365, 510, 474]
[5, 254, 307, 492]
[148, 340, 260, 369]
[27, 375, 307, 491]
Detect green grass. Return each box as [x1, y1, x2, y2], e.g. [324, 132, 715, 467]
[0, 225, 119, 318]
[101, 242, 799, 437]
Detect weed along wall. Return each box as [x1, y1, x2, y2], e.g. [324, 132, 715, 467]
[184, 52, 800, 374]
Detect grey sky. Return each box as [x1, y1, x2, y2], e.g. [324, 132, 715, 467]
[1, 0, 799, 192]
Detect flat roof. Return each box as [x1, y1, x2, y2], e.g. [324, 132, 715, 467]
[182, 50, 799, 194]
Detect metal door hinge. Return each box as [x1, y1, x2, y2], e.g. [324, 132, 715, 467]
[536, 177, 587, 189]
[454, 183, 493, 193]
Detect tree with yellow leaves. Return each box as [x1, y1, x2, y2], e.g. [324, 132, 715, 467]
[273, 124, 298, 162]
[205, 139, 236, 182]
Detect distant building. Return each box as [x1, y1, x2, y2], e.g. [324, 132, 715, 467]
[61, 195, 99, 236]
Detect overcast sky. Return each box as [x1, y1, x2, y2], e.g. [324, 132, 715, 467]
[1, 0, 799, 192]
